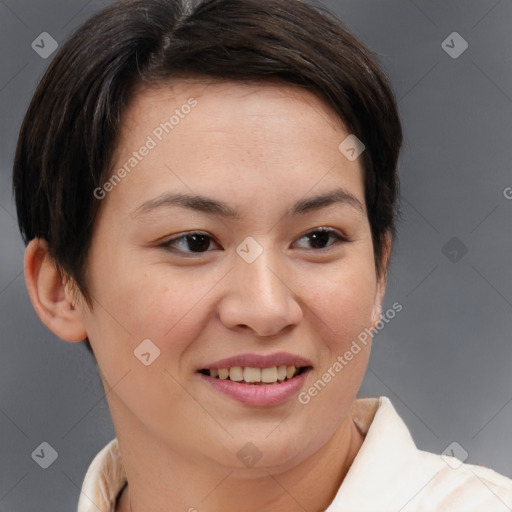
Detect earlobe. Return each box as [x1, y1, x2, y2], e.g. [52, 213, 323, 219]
[24, 238, 87, 342]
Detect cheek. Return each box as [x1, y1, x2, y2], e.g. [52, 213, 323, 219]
[301, 252, 378, 353]
[291, 259, 376, 442]
[82, 264, 217, 444]
[89, 259, 221, 364]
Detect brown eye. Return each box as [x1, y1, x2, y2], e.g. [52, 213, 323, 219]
[294, 228, 348, 250]
[161, 232, 219, 254]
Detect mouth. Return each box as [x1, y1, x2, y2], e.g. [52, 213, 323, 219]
[197, 365, 310, 385]
[196, 352, 313, 407]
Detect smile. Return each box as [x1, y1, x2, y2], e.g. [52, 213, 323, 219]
[196, 352, 313, 406]
[198, 365, 308, 384]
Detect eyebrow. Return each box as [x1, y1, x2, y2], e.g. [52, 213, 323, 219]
[131, 187, 364, 219]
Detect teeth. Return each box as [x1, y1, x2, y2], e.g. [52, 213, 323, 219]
[229, 367, 243, 382]
[244, 367, 261, 383]
[208, 365, 301, 383]
[261, 367, 278, 383]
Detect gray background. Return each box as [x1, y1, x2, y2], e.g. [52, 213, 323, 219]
[1, 0, 511, 511]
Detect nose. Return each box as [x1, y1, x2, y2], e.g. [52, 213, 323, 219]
[217, 248, 303, 337]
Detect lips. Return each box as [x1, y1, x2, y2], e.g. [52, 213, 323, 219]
[198, 351, 313, 371]
[196, 352, 313, 406]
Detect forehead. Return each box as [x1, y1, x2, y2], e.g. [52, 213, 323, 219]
[123, 78, 346, 134]
[102, 79, 365, 218]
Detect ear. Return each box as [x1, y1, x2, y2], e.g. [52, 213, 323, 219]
[24, 238, 88, 342]
[371, 232, 392, 327]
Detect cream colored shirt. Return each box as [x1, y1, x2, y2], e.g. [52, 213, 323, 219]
[77, 396, 512, 512]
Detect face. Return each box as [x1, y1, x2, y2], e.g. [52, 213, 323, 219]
[78, 80, 386, 472]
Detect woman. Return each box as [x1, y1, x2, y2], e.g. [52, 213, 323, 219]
[13, 0, 512, 510]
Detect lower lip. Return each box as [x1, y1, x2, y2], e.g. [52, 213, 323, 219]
[198, 369, 311, 407]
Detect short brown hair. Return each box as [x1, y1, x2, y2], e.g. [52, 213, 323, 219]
[13, 0, 403, 355]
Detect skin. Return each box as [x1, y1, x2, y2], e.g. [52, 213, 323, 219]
[25, 80, 390, 512]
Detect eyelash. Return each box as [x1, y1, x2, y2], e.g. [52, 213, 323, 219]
[159, 228, 349, 256]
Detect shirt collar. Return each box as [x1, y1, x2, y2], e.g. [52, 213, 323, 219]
[77, 436, 127, 512]
[326, 395, 424, 511]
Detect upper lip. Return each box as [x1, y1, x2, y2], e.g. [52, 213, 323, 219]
[199, 351, 313, 370]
